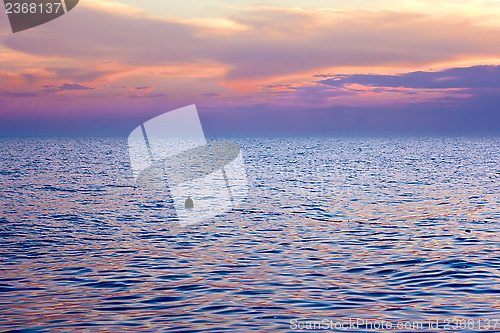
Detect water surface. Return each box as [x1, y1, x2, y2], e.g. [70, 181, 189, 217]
[1, 137, 499, 332]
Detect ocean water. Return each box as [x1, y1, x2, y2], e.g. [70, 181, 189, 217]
[0, 137, 499, 332]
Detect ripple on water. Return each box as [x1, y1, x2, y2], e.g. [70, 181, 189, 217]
[0, 137, 499, 331]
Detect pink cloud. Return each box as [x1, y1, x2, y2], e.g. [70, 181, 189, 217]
[1, 5, 500, 135]
[58, 83, 94, 91]
[3, 7, 500, 83]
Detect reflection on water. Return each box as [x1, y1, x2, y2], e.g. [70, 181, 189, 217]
[0, 137, 499, 332]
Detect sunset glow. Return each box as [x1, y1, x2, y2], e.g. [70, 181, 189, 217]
[1, 0, 500, 135]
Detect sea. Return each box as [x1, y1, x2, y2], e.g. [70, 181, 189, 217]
[0, 137, 499, 332]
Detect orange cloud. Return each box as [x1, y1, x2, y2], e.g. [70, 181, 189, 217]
[4, 6, 500, 82]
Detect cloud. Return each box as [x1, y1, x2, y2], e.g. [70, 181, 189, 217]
[58, 83, 95, 91]
[2, 3, 500, 135]
[129, 93, 167, 98]
[3, 6, 500, 83]
[318, 65, 500, 89]
[309, 65, 500, 108]
[265, 83, 355, 106]
[128, 86, 167, 98]
[47, 67, 112, 82]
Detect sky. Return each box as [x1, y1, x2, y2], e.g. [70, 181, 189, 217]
[1, 0, 500, 136]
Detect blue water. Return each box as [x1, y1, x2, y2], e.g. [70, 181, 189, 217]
[0, 137, 499, 332]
